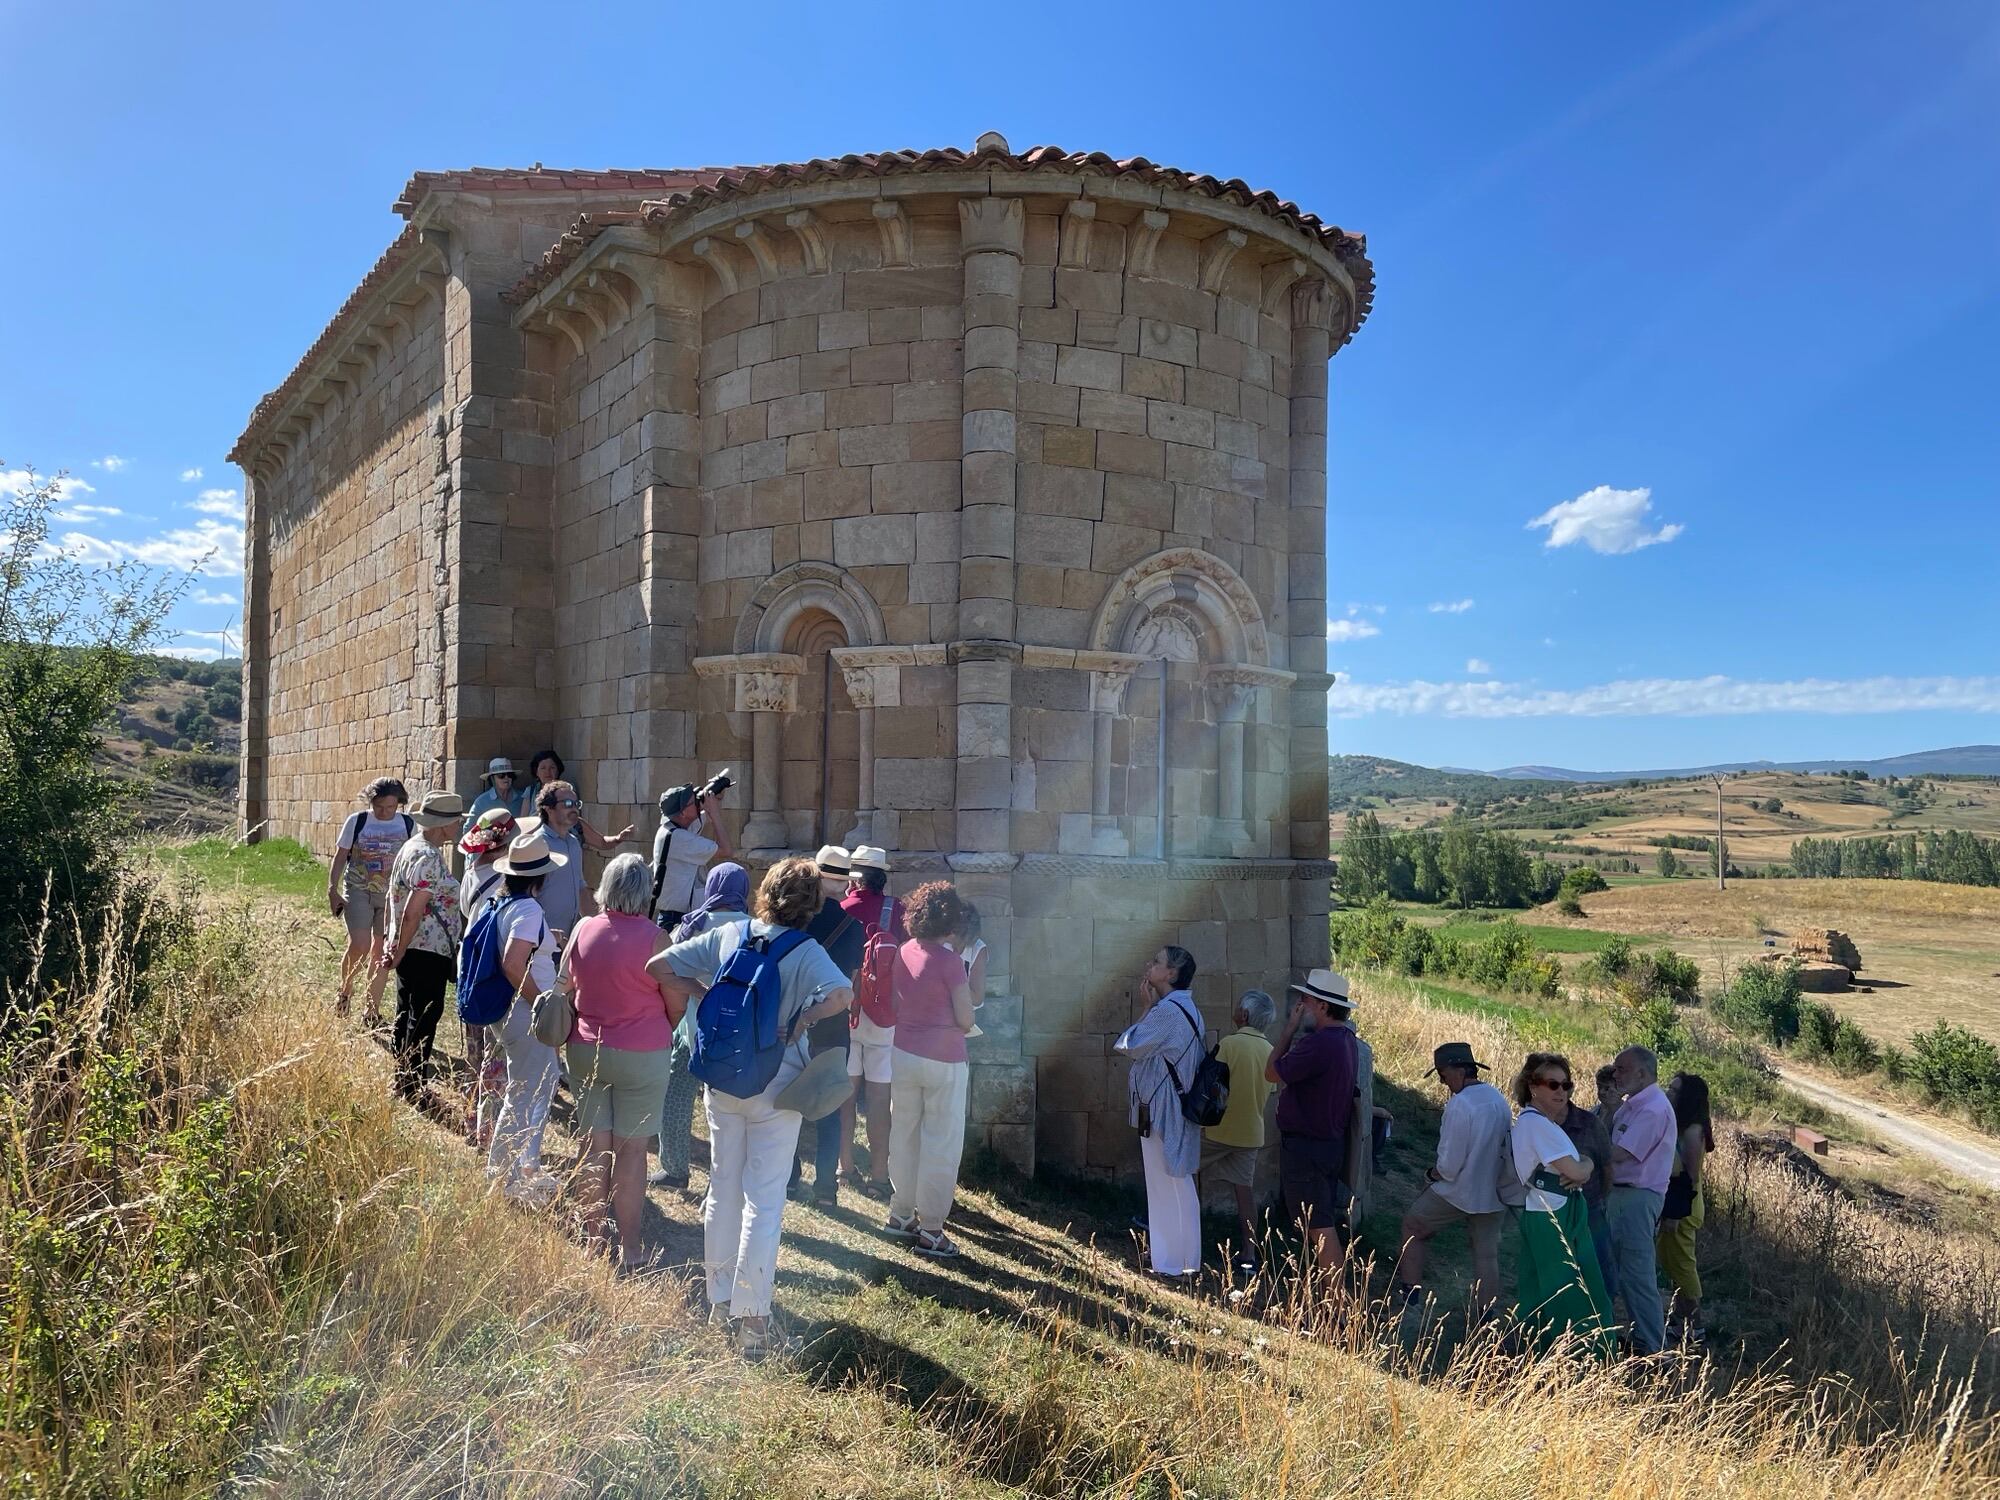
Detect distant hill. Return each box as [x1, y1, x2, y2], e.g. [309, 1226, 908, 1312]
[1329, 755, 1567, 803]
[1486, 745, 2000, 782]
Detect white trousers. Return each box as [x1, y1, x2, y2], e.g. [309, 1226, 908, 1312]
[887, 1050, 969, 1232]
[1140, 1131, 1202, 1274]
[487, 997, 561, 1187]
[704, 1086, 803, 1318]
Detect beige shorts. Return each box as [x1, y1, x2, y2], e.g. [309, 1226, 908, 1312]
[847, 1037, 895, 1084]
[1200, 1139, 1262, 1188]
[1402, 1182, 1504, 1258]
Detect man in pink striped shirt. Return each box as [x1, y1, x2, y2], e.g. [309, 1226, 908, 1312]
[1606, 1045, 1676, 1353]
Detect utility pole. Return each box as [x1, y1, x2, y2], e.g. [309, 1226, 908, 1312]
[1713, 777, 1727, 891]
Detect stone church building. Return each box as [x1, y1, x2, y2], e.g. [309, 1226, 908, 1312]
[230, 136, 1373, 1176]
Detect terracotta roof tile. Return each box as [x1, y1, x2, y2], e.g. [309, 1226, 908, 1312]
[502, 143, 1374, 332]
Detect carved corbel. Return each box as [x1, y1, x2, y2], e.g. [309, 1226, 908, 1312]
[731, 220, 780, 281]
[784, 209, 830, 275]
[1126, 209, 1170, 276]
[1198, 228, 1248, 293]
[561, 290, 607, 342]
[872, 201, 911, 267]
[539, 307, 588, 358]
[1059, 199, 1097, 268]
[412, 269, 448, 308]
[689, 236, 741, 296]
[1260, 257, 1308, 316]
[584, 268, 635, 319]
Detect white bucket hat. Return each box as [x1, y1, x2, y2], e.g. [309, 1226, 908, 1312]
[493, 824, 570, 878]
[482, 756, 520, 782]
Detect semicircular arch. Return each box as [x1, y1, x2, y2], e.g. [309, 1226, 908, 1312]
[1087, 547, 1270, 666]
[734, 560, 887, 655]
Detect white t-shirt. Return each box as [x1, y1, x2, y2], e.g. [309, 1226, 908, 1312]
[337, 812, 411, 894]
[1511, 1108, 1581, 1214]
[651, 816, 719, 917]
[499, 895, 558, 995]
[460, 862, 507, 928]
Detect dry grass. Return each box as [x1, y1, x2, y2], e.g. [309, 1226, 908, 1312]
[1573, 879, 2000, 1046]
[11, 875, 2000, 1496]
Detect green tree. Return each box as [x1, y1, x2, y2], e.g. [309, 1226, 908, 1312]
[1336, 809, 1391, 904]
[0, 467, 185, 1011]
[1656, 847, 1679, 878]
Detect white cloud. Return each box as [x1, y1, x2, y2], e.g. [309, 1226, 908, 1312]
[1466, 658, 1493, 675]
[156, 644, 229, 662]
[52, 503, 125, 523]
[193, 589, 238, 606]
[55, 517, 244, 578]
[176, 628, 240, 653]
[1329, 673, 2000, 719]
[1527, 484, 1684, 555]
[1428, 598, 1475, 614]
[190, 487, 242, 517]
[1346, 601, 1389, 616]
[2, 469, 95, 502]
[1327, 618, 1382, 643]
[90, 455, 130, 473]
[180, 467, 204, 482]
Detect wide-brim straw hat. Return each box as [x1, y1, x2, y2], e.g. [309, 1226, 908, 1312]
[409, 791, 466, 829]
[814, 844, 852, 875]
[482, 756, 519, 782]
[493, 825, 570, 877]
[1290, 967, 1356, 1012]
[850, 844, 890, 872]
[773, 1047, 857, 1121]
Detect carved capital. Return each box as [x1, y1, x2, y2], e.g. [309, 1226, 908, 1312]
[959, 196, 1025, 258]
[692, 651, 805, 713]
[1202, 662, 1296, 720]
[1291, 277, 1347, 334]
[1091, 669, 1137, 715]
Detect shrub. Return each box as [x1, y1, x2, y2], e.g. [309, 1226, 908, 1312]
[1464, 920, 1534, 990]
[1504, 955, 1561, 1000]
[1556, 893, 1584, 918]
[1647, 948, 1701, 1002]
[1631, 997, 1686, 1058]
[1880, 1044, 1907, 1084]
[1796, 999, 1839, 1059]
[1599, 935, 1635, 977]
[1559, 865, 1609, 899]
[1906, 1021, 2000, 1103]
[1713, 961, 1801, 1046]
[1392, 922, 1434, 977]
[1829, 1019, 1880, 1075]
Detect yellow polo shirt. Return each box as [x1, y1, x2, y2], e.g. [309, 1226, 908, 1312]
[1205, 1027, 1276, 1148]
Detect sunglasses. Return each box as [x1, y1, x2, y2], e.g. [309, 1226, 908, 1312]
[1533, 1077, 1573, 1091]
[549, 798, 581, 810]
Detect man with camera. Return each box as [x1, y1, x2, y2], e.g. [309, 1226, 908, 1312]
[649, 772, 737, 932]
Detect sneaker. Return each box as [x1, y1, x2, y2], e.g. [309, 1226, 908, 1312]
[915, 1229, 961, 1259]
[735, 1320, 801, 1362]
[882, 1212, 918, 1238]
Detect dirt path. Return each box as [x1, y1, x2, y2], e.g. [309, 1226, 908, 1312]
[1773, 1064, 2000, 1191]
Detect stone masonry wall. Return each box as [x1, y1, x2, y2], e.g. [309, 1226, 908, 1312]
[255, 298, 445, 853]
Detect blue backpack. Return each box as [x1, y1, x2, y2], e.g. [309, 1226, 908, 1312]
[690, 927, 810, 1099]
[457, 895, 534, 1026]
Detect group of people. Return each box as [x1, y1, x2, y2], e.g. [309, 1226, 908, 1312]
[329, 763, 1713, 1360]
[1389, 1039, 1712, 1354]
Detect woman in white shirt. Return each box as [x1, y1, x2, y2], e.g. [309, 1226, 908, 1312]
[484, 827, 569, 1204]
[1510, 1051, 1615, 1355]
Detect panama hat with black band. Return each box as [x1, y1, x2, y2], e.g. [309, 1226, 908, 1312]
[1289, 968, 1356, 1013]
[814, 844, 852, 877]
[409, 790, 467, 829]
[493, 825, 570, 878]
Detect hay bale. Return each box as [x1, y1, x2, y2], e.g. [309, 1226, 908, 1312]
[1794, 960, 1853, 993]
[1790, 926, 1862, 973]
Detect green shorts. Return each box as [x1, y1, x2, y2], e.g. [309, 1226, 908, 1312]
[565, 1041, 675, 1140]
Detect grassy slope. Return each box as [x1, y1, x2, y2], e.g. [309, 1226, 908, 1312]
[23, 843, 2000, 1496]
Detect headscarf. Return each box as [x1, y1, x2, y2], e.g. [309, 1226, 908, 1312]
[671, 862, 749, 942]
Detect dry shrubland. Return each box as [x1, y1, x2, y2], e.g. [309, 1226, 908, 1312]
[8, 871, 2000, 1497]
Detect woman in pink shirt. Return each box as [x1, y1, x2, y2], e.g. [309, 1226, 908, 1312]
[882, 882, 978, 1259]
[563, 853, 685, 1272]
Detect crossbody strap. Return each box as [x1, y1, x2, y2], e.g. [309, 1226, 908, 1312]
[650, 824, 674, 913]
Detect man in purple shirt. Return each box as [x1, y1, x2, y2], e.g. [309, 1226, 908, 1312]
[1265, 969, 1360, 1278]
[1606, 1044, 1676, 1353]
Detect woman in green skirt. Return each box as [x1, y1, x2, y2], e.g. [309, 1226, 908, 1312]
[1509, 1052, 1615, 1355]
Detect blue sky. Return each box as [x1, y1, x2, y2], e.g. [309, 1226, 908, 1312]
[4, 0, 1995, 773]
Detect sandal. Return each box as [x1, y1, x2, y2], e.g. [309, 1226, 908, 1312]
[882, 1212, 918, 1239]
[915, 1229, 960, 1259]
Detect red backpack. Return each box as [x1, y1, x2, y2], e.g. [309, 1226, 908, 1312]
[851, 898, 901, 1029]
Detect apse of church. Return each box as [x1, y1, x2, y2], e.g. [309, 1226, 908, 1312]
[231, 138, 1373, 1174]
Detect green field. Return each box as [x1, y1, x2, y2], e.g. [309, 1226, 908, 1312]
[159, 835, 327, 902]
[1420, 918, 1634, 954]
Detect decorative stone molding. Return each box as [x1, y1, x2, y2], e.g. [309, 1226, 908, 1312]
[732, 219, 780, 280]
[1293, 276, 1348, 334]
[947, 851, 1021, 875]
[734, 560, 887, 654]
[872, 201, 911, 267]
[1198, 227, 1248, 293]
[1126, 208, 1170, 276]
[1058, 199, 1097, 268]
[1261, 256, 1309, 315]
[1016, 854, 1316, 880]
[959, 196, 1025, 258]
[1202, 662, 1297, 713]
[784, 209, 830, 274]
[1088, 547, 1271, 666]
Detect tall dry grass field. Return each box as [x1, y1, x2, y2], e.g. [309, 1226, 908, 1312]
[9, 874, 2000, 1496]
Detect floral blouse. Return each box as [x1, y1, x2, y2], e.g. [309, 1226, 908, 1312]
[387, 838, 463, 958]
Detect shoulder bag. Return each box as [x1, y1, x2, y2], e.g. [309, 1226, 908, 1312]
[530, 922, 575, 1048]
